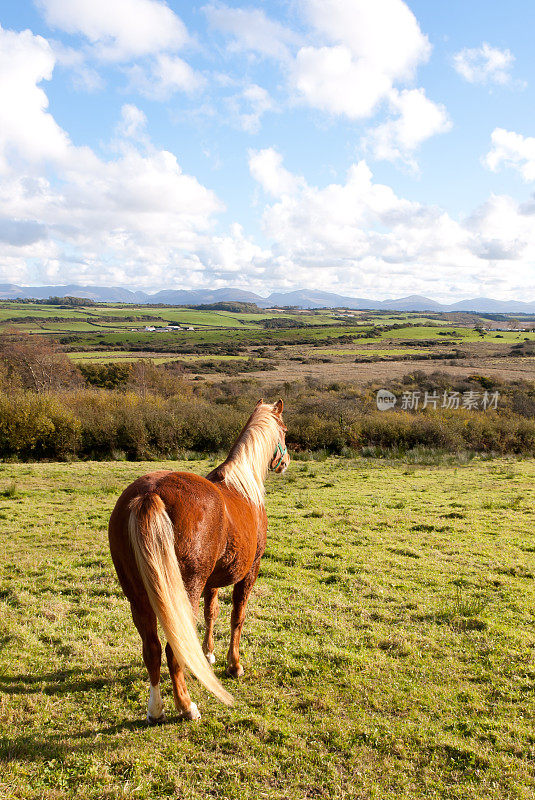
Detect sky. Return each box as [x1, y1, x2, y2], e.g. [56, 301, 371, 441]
[0, 0, 534, 301]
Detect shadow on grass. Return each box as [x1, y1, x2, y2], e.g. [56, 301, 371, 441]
[0, 665, 138, 696]
[0, 718, 156, 763]
[0, 664, 179, 763]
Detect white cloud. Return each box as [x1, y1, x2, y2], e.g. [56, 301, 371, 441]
[227, 84, 276, 134]
[195, 223, 270, 276]
[3, 19, 534, 299]
[247, 148, 535, 299]
[115, 104, 148, 143]
[466, 194, 531, 261]
[290, 0, 431, 119]
[203, 3, 299, 62]
[248, 148, 303, 197]
[291, 45, 391, 119]
[0, 25, 232, 288]
[453, 43, 515, 86]
[304, 0, 430, 79]
[0, 25, 71, 171]
[204, 0, 445, 155]
[128, 54, 205, 99]
[35, 0, 188, 62]
[364, 88, 451, 168]
[50, 41, 104, 91]
[484, 128, 535, 181]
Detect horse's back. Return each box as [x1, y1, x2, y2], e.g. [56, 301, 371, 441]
[109, 469, 227, 543]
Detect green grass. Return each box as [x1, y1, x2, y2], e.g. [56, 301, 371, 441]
[314, 348, 428, 357]
[379, 327, 535, 344]
[1, 456, 535, 799]
[68, 351, 249, 364]
[7, 304, 534, 357]
[0, 303, 344, 331]
[49, 324, 376, 352]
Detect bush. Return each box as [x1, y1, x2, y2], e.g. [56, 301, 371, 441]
[0, 394, 80, 459]
[0, 366, 535, 461]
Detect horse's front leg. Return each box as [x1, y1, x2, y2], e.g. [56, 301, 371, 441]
[227, 559, 261, 678]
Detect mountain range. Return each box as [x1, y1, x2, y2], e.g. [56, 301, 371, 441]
[1, 283, 535, 313]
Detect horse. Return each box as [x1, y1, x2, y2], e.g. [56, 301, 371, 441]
[108, 399, 290, 722]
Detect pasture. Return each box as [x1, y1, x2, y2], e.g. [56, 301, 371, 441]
[1, 456, 535, 799]
[2, 302, 535, 388]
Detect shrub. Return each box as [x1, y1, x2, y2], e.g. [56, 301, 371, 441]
[0, 393, 80, 459]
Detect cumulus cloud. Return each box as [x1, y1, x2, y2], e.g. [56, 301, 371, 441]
[0, 25, 235, 288]
[0, 217, 48, 246]
[127, 54, 205, 99]
[247, 147, 535, 298]
[203, 3, 299, 62]
[226, 84, 276, 134]
[203, 0, 446, 157]
[50, 41, 104, 91]
[364, 88, 451, 168]
[484, 128, 535, 181]
[35, 0, 205, 101]
[290, 0, 431, 119]
[0, 25, 71, 170]
[35, 0, 188, 62]
[116, 104, 148, 142]
[3, 15, 534, 299]
[466, 194, 531, 261]
[453, 43, 516, 86]
[248, 148, 303, 197]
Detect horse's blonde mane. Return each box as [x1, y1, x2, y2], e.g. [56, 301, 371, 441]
[221, 403, 281, 507]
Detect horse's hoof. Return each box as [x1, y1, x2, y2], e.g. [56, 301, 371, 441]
[178, 702, 201, 722]
[147, 712, 166, 725]
[205, 651, 216, 665]
[226, 664, 244, 678]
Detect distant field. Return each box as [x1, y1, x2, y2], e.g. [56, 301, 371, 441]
[2, 302, 535, 385]
[1, 456, 535, 799]
[379, 327, 535, 344]
[315, 348, 429, 357]
[69, 351, 249, 364]
[0, 303, 344, 332]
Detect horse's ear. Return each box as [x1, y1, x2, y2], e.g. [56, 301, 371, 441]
[273, 399, 283, 415]
[256, 398, 264, 406]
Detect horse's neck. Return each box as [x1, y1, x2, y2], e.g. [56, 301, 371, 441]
[206, 442, 269, 508]
[207, 452, 266, 488]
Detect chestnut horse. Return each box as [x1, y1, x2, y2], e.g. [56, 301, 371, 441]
[108, 399, 289, 721]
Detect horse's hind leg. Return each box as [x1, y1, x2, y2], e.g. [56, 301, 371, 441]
[165, 643, 201, 721]
[227, 559, 261, 678]
[202, 587, 219, 665]
[131, 602, 165, 724]
[165, 584, 202, 721]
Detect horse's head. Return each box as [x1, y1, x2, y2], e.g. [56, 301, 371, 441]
[269, 399, 290, 473]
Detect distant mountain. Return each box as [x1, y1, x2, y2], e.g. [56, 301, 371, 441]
[445, 297, 535, 313]
[262, 289, 383, 310]
[0, 283, 148, 303]
[1, 283, 535, 313]
[150, 287, 263, 305]
[377, 295, 444, 312]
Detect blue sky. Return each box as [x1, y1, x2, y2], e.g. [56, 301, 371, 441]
[0, 0, 534, 300]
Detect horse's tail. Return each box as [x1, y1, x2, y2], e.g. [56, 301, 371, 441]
[128, 493, 233, 706]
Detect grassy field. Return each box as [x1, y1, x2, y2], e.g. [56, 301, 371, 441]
[68, 351, 250, 364]
[0, 304, 345, 333]
[315, 348, 429, 357]
[1, 456, 535, 799]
